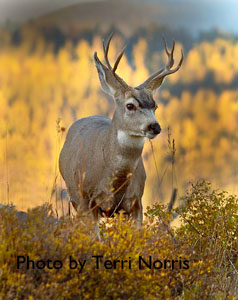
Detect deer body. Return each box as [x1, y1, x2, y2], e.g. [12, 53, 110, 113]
[59, 115, 146, 224]
[59, 34, 183, 230]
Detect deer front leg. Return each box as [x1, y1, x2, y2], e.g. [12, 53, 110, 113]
[88, 199, 102, 240]
[131, 198, 143, 228]
[92, 208, 101, 240]
[67, 185, 89, 215]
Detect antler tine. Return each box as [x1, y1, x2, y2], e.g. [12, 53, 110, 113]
[162, 48, 184, 76]
[171, 40, 175, 54]
[162, 36, 170, 56]
[169, 40, 175, 67]
[163, 38, 175, 69]
[112, 45, 126, 73]
[103, 32, 114, 70]
[176, 49, 184, 69]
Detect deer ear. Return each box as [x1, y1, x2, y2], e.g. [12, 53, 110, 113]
[94, 52, 122, 96]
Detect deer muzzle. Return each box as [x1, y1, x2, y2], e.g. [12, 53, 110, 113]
[148, 123, 161, 135]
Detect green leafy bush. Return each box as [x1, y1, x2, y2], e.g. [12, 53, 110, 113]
[0, 181, 237, 299]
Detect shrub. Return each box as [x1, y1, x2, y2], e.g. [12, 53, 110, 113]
[0, 181, 237, 299]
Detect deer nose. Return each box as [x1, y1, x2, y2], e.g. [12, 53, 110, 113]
[148, 123, 161, 135]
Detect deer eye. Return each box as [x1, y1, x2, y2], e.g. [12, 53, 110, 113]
[126, 103, 136, 111]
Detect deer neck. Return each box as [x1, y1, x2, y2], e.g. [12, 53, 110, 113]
[103, 113, 146, 176]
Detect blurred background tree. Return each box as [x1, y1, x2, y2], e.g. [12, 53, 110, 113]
[0, 1, 237, 211]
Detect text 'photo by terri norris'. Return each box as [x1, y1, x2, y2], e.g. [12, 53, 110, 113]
[17, 255, 190, 274]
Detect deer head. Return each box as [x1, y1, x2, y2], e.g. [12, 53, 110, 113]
[94, 33, 183, 141]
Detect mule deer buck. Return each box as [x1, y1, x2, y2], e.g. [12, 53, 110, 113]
[59, 34, 183, 233]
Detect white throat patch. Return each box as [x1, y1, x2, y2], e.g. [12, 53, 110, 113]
[117, 130, 146, 148]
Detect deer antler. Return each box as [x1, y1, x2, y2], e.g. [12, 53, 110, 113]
[102, 33, 129, 90]
[137, 38, 183, 91]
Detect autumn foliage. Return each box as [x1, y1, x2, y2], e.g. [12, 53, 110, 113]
[0, 181, 237, 299]
[0, 27, 237, 210]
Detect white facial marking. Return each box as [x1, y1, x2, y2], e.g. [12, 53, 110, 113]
[125, 98, 139, 110]
[117, 130, 145, 148]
